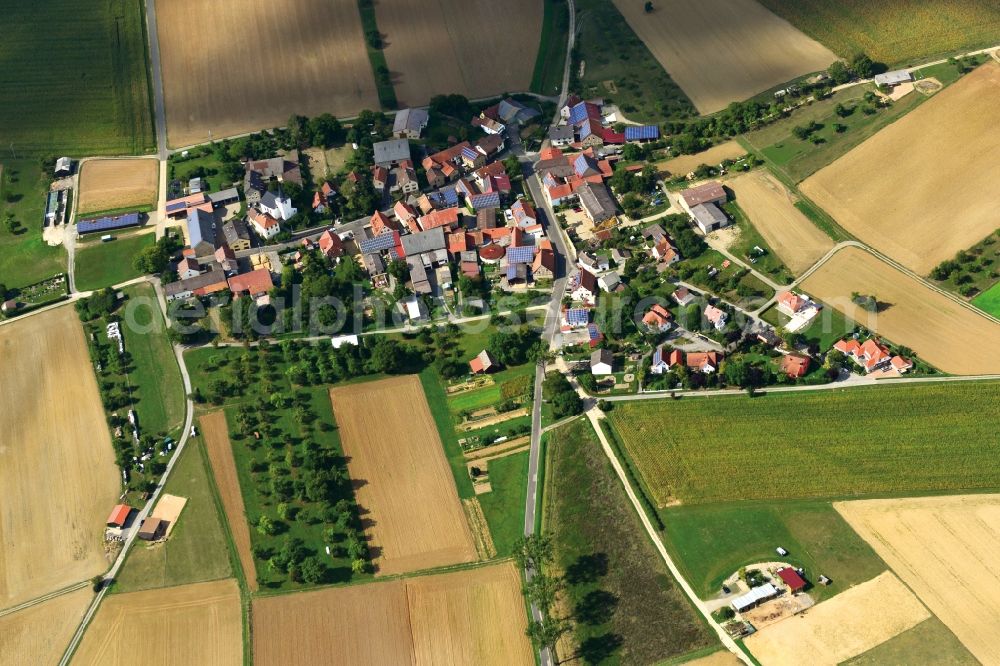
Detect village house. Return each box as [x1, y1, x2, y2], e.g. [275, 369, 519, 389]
[652, 239, 680, 265]
[571, 269, 599, 304]
[777, 291, 810, 316]
[548, 125, 575, 147]
[577, 181, 618, 225]
[177, 257, 201, 281]
[163, 267, 228, 301]
[590, 348, 614, 375]
[704, 305, 728, 330]
[642, 304, 673, 332]
[394, 201, 420, 233]
[372, 138, 412, 169]
[469, 349, 498, 374]
[834, 338, 912, 374]
[679, 181, 727, 215]
[221, 218, 252, 252]
[673, 286, 696, 306]
[690, 202, 730, 234]
[228, 267, 274, 302]
[247, 209, 281, 240]
[687, 351, 720, 373]
[312, 181, 337, 214]
[562, 306, 590, 329]
[215, 244, 238, 274]
[318, 229, 344, 261]
[244, 151, 302, 205]
[578, 251, 610, 273]
[185, 208, 217, 257]
[650, 345, 684, 374]
[598, 271, 623, 292]
[781, 353, 811, 379]
[165, 192, 214, 220]
[259, 191, 297, 221]
[392, 108, 429, 139]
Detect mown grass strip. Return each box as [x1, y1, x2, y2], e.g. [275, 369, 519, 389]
[356, 0, 398, 109]
[530, 0, 570, 95]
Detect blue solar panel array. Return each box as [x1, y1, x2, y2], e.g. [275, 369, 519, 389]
[587, 323, 603, 342]
[461, 146, 479, 161]
[568, 102, 593, 125]
[625, 125, 660, 141]
[165, 200, 187, 213]
[471, 192, 501, 210]
[506, 245, 534, 264]
[579, 121, 595, 140]
[359, 232, 398, 254]
[574, 153, 598, 176]
[651, 345, 664, 367]
[566, 308, 589, 326]
[77, 212, 141, 234]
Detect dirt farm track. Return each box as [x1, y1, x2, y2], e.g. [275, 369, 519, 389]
[155, 0, 379, 147]
[329, 375, 477, 575]
[0, 306, 119, 611]
[375, 0, 542, 107]
[76, 158, 159, 215]
[800, 247, 1000, 375]
[252, 562, 532, 665]
[836, 495, 1000, 666]
[800, 62, 1000, 275]
[613, 0, 835, 114]
[72, 578, 242, 665]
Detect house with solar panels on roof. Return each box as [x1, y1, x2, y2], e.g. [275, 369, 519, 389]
[561, 306, 590, 330]
[624, 125, 660, 142]
[77, 211, 143, 236]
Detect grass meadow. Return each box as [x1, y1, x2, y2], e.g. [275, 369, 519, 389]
[608, 381, 1000, 506]
[530, 0, 570, 96]
[74, 231, 154, 292]
[114, 439, 234, 593]
[544, 417, 716, 664]
[0, 0, 154, 155]
[758, 0, 1000, 66]
[0, 161, 66, 288]
[974, 282, 1000, 318]
[477, 450, 529, 558]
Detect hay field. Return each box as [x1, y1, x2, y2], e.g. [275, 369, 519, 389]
[799, 247, 1000, 374]
[76, 159, 158, 215]
[657, 141, 746, 176]
[200, 411, 258, 591]
[73, 578, 242, 665]
[252, 562, 531, 666]
[407, 563, 533, 665]
[612, 0, 836, 114]
[745, 572, 928, 666]
[728, 170, 833, 274]
[836, 494, 1000, 665]
[758, 0, 1000, 65]
[0, 587, 91, 666]
[800, 62, 1000, 274]
[375, 0, 542, 107]
[155, 0, 380, 148]
[329, 376, 476, 575]
[0, 307, 119, 611]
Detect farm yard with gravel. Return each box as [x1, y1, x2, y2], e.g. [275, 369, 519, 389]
[607, 381, 1000, 507]
[758, 0, 1000, 65]
[727, 170, 833, 274]
[375, 0, 542, 107]
[76, 158, 159, 215]
[800, 62, 1000, 275]
[0, 306, 119, 611]
[329, 376, 477, 575]
[154, 0, 379, 147]
[837, 494, 1000, 666]
[252, 562, 532, 665]
[799, 247, 1000, 374]
[744, 572, 929, 666]
[613, 0, 835, 114]
[72, 578, 242, 665]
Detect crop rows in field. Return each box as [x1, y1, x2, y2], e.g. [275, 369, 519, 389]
[0, 0, 154, 155]
[758, 0, 1000, 65]
[608, 382, 1000, 506]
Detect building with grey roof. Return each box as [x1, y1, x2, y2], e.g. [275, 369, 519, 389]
[577, 182, 618, 224]
[373, 138, 412, 168]
[186, 208, 217, 256]
[393, 108, 429, 139]
[690, 202, 730, 234]
[208, 188, 240, 206]
[874, 70, 913, 87]
[401, 227, 446, 256]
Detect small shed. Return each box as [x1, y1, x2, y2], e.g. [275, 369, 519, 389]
[731, 583, 779, 613]
[137, 517, 165, 541]
[776, 567, 808, 593]
[106, 504, 132, 528]
[469, 349, 498, 374]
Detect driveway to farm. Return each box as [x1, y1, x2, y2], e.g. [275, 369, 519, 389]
[143, 0, 168, 159]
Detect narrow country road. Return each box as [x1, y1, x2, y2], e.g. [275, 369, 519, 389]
[143, 0, 168, 159]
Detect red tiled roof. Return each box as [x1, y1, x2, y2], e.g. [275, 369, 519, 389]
[318, 230, 343, 257]
[777, 567, 807, 591]
[479, 243, 506, 262]
[228, 268, 274, 297]
[686, 351, 719, 371]
[419, 207, 461, 231]
[778, 291, 807, 313]
[371, 210, 399, 236]
[106, 504, 131, 527]
[781, 353, 810, 378]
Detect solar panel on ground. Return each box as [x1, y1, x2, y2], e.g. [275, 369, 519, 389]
[566, 308, 589, 326]
[77, 212, 142, 234]
[506, 246, 534, 264]
[359, 233, 398, 254]
[625, 125, 660, 141]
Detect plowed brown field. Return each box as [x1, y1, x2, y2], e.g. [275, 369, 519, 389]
[836, 494, 1000, 666]
[252, 561, 532, 666]
[375, 0, 541, 107]
[0, 306, 119, 611]
[800, 62, 1000, 274]
[799, 247, 1000, 374]
[0, 587, 91, 666]
[728, 170, 833, 274]
[200, 411, 258, 591]
[76, 158, 158, 215]
[613, 0, 835, 114]
[155, 0, 379, 147]
[73, 578, 242, 665]
[329, 376, 476, 575]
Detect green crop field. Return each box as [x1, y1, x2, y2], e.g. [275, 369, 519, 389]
[608, 381, 1000, 506]
[74, 231, 153, 292]
[758, 0, 1000, 66]
[531, 0, 570, 96]
[0, 161, 66, 289]
[0, 0, 154, 155]
[114, 439, 234, 593]
[544, 418, 716, 664]
[973, 281, 1000, 318]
